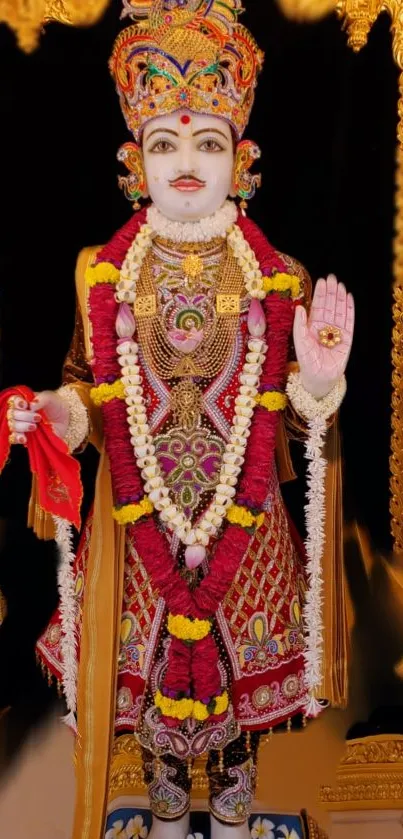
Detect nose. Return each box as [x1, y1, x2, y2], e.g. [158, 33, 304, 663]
[177, 139, 197, 175]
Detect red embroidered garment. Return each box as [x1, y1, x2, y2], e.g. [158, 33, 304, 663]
[37, 210, 312, 755]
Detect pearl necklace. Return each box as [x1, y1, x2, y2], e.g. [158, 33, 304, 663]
[115, 216, 268, 569]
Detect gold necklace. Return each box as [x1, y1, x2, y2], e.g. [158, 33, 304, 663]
[135, 243, 245, 381]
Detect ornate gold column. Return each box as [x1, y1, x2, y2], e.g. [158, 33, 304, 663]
[0, 0, 111, 52]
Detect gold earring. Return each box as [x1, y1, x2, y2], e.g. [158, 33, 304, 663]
[117, 142, 147, 211]
[232, 140, 262, 216]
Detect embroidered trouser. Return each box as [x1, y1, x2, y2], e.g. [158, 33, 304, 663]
[141, 732, 260, 825]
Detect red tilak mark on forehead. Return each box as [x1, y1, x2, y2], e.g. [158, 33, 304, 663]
[180, 115, 191, 125]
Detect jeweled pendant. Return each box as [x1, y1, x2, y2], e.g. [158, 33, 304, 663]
[185, 544, 206, 571]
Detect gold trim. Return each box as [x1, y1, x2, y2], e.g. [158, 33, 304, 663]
[390, 70, 403, 555]
[302, 811, 329, 839]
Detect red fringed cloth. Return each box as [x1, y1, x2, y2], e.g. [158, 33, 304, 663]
[0, 386, 82, 532]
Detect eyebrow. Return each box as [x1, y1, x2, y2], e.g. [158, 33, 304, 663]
[192, 128, 229, 140]
[145, 128, 179, 141]
[144, 127, 229, 142]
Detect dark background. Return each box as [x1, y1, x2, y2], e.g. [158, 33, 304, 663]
[0, 0, 399, 756]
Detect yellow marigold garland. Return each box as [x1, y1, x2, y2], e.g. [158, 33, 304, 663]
[255, 392, 288, 412]
[91, 380, 126, 406]
[214, 690, 230, 716]
[155, 690, 229, 722]
[167, 614, 212, 642]
[226, 505, 265, 530]
[155, 691, 194, 722]
[85, 262, 121, 287]
[113, 498, 154, 525]
[263, 273, 300, 299]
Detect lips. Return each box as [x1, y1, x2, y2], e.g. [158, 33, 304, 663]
[169, 176, 206, 192]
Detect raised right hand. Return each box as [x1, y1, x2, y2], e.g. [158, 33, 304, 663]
[9, 391, 69, 446]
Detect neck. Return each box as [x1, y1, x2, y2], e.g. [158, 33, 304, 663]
[146, 201, 238, 244]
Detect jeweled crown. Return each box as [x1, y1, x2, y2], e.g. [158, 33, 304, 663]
[110, 0, 264, 141]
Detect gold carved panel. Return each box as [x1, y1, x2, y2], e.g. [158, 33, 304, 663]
[321, 735, 403, 810]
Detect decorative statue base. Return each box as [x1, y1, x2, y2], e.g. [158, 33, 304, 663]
[0, 2, 355, 838]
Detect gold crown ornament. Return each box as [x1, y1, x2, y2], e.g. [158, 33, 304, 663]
[110, 0, 265, 141]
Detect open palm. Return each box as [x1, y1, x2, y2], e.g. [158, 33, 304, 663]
[294, 274, 355, 399]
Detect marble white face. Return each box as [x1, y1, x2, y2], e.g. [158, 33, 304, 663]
[142, 110, 235, 222]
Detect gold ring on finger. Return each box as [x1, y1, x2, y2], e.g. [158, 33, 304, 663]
[318, 325, 342, 349]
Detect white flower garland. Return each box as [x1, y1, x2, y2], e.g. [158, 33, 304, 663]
[53, 516, 78, 731]
[146, 200, 237, 243]
[286, 372, 346, 717]
[116, 219, 268, 555]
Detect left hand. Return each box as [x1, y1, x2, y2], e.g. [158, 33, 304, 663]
[294, 274, 355, 399]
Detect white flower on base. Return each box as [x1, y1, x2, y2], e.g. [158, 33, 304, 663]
[126, 814, 148, 838]
[250, 817, 275, 839]
[105, 820, 127, 839]
[277, 828, 301, 839]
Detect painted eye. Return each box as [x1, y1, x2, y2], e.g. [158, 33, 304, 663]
[149, 139, 175, 153]
[199, 138, 224, 152]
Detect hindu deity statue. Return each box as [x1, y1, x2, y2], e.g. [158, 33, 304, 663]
[2, 2, 355, 838]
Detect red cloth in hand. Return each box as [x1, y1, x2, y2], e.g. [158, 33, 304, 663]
[0, 385, 82, 529]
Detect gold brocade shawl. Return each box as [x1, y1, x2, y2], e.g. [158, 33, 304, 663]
[30, 246, 350, 839]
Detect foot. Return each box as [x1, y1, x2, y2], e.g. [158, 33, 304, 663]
[210, 814, 250, 839]
[149, 812, 190, 839]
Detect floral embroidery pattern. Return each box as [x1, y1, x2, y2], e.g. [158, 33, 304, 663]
[148, 765, 190, 819]
[118, 612, 146, 676]
[155, 427, 225, 517]
[210, 759, 256, 823]
[237, 613, 303, 672]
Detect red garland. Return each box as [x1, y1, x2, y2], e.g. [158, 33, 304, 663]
[89, 210, 295, 723]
